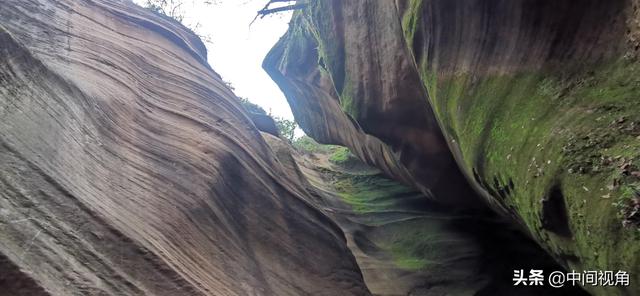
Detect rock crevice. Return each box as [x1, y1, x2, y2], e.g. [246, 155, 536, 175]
[265, 1, 640, 295]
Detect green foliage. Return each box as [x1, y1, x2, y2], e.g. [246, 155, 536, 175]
[292, 136, 356, 159]
[139, 0, 212, 42]
[293, 136, 323, 153]
[238, 97, 267, 115]
[274, 116, 296, 142]
[329, 146, 351, 164]
[237, 97, 297, 142]
[142, 0, 186, 22]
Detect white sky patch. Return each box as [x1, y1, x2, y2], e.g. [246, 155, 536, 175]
[132, 0, 295, 120]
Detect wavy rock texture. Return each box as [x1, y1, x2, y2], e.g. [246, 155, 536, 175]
[263, 134, 588, 296]
[263, 1, 482, 209]
[265, 1, 640, 295]
[0, 0, 371, 295]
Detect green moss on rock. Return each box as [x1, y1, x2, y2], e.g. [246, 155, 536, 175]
[401, 0, 424, 50]
[333, 173, 417, 214]
[420, 57, 640, 294]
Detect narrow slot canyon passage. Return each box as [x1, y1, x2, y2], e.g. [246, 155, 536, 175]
[1, 0, 639, 295]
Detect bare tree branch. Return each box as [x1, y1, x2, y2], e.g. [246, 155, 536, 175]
[250, 1, 306, 27]
[257, 0, 296, 13]
[258, 4, 306, 17]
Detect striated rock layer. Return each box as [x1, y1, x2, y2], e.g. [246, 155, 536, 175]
[265, 1, 640, 295]
[0, 0, 370, 295]
[263, 134, 588, 296]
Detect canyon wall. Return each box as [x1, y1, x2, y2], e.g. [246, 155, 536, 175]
[1, 0, 638, 295]
[265, 1, 640, 295]
[263, 133, 589, 295]
[0, 0, 370, 295]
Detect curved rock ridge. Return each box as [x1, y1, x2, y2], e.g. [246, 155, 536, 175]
[262, 134, 589, 296]
[263, 2, 481, 209]
[0, 0, 370, 295]
[265, 1, 640, 295]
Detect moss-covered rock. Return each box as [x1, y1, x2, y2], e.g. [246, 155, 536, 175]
[401, 2, 640, 294]
[265, 0, 640, 295]
[284, 142, 588, 295]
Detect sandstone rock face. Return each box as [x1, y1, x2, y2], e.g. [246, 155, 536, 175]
[0, 1, 370, 295]
[262, 134, 588, 296]
[248, 113, 280, 137]
[263, 1, 481, 209]
[265, 1, 640, 295]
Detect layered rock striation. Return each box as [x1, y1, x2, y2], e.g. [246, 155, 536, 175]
[263, 134, 589, 295]
[0, 1, 370, 295]
[265, 1, 640, 295]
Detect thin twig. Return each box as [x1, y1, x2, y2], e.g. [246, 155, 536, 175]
[258, 4, 306, 18]
[250, 0, 304, 27]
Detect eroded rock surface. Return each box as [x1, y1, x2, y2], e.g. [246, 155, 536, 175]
[265, 1, 640, 295]
[263, 134, 588, 296]
[0, 1, 370, 295]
